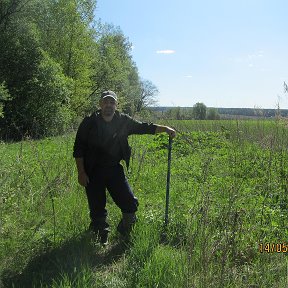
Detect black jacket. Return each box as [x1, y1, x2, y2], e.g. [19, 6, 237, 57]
[73, 110, 157, 175]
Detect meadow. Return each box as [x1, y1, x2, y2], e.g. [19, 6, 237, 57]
[1, 118, 288, 287]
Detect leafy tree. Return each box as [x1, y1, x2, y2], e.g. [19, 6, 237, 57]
[180, 107, 194, 120]
[0, 18, 41, 138]
[91, 24, 142, 114]
[31, 0, 96, 114]
[0, 0, 30, 29]
[135, 79, 158, 112]
[0, 4, 73, 139]
[206, 108, 220, 120]
[193, 102, 207, 120]
[165, 107, 182, 120]
[23, 51, 73, 137]
[0, 0, 160, 139]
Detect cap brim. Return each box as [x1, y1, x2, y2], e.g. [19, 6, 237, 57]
[102, 95, 117, 101]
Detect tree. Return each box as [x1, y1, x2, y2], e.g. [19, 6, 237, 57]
[193, 102, 207, 120]
[206, 108, 220, 120]
[0, 0, 159, 139]
[135, 79, 158, 112]
[180, 107, 194, 120]
[165, 107, 182, 120]
[31, 0, 96, 115]
[0, 0, 31, 29]
[23, 51, 73, 137]
[91, 24, 143, 115]
[0, 2, 73, 139]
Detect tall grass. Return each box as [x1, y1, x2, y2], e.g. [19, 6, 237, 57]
[1, 118, 288, 287]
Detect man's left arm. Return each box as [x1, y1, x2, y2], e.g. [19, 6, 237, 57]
[125, 114, 176, 138]
[154, 124, 176, 138]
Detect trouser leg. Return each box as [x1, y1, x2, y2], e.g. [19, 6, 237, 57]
[106, 164, 139, 213]
[85, 172, 109, 242]
[85, 171, 107, 220]
[106, 164, 138, 235]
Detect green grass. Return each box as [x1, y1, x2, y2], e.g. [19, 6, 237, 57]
[1, 119, 288, 287]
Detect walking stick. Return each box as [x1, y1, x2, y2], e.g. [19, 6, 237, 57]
[164, 136, 173, 226]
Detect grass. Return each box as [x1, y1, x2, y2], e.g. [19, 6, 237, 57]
[1, 118, 288, 287]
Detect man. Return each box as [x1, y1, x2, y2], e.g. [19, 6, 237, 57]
[73, 90, 176, 244]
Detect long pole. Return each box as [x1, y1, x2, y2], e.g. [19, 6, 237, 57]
[165, 136, 173, 226]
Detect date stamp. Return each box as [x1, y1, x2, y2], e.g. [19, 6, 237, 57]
[259, 243, 288, 253]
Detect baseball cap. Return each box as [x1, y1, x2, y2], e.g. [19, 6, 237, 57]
[101, 90, 118, 101]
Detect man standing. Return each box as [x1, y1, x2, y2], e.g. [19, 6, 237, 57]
[73, 90, 176, 244]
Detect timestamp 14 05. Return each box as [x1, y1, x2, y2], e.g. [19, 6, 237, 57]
[259, 243, 288, 253]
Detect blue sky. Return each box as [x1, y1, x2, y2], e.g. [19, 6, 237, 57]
[96, 0, 288, 108]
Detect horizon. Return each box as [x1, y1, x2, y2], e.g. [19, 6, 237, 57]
[149, 105, 288, 110]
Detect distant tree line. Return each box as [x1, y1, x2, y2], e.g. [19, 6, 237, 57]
[217, 108, 288, 118]
[150, 105, 288, 120]
[152, 103, 220, 120]
[0, 0, 158, 140]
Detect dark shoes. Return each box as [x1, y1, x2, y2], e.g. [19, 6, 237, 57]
[116, 219, 128, 236]
[89, 213, 137, 244]
[97, 228, 109, 245]
[89, 221, 110, 245]
[117, 213, 137, 237]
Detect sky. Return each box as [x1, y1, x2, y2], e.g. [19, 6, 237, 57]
[95, 0, 288, 109]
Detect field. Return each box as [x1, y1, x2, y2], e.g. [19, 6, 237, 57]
[1, 119, 288, 287]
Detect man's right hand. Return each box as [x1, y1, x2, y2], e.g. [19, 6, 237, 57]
[75, 158, 89, 187]
[78, 171, 89, 187]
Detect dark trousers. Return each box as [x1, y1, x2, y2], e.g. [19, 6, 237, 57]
[85, 164, 138, 225]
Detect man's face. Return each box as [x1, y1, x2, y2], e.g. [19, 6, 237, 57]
[100, 97, 117, 118]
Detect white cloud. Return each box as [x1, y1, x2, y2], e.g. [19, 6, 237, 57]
[232, 50, 264, 63]
[156, 50, 176, 54]
[230, 50, 265, 68]
[185, 75, 193, 78]
[248, 51, 264, 60]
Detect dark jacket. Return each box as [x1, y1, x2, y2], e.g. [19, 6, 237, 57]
[73, 110, 157, 175]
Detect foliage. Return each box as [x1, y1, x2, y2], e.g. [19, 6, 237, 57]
[31, 0, 96, 115]
[24, 51, 74, 137]
[0, 17, 73, 139]
[0, 0, 30, 29]
[165, 107, 183, 120]
[0, 0, 159, 139]
[0, 82, 11, 118]
[163, 105, 219, 120]
[193, 102, 207, 120]
[206, 107, 220, 120]
[135, 79, 159, 113]
[90, 24, 141, 115]
[0, 17, 43, 138]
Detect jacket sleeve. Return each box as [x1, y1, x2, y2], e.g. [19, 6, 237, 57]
[73, 117, 91, 158]
[124, 114, 157, 135]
